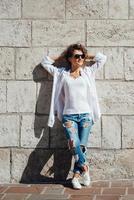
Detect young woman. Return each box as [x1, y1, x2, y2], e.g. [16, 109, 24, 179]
[41, 43, 107, 189]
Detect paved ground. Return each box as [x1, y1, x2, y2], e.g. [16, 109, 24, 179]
[0, 179, 134, 200]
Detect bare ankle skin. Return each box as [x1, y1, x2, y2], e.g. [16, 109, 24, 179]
[81, 164, 88, 172]
[73, 173, 81, 178]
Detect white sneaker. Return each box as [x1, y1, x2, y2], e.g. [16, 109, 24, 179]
[71, 177, 82, 189]
[79, 165, 91, 186]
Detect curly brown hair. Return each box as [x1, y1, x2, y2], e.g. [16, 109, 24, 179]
[54, 43, 89, 69]
[64, 43, 88, 60]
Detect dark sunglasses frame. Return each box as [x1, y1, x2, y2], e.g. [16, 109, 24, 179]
[72, 54, 85, 59]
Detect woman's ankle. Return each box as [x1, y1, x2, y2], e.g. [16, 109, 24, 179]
[73, 172, 81, 178]
[82, 164, 88, 172]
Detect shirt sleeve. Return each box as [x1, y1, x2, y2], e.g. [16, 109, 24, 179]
[89, 52, 107, 74]
[41, 56, 59, 76]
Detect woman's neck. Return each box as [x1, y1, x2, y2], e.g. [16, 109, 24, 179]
[70, 65, 81, 73]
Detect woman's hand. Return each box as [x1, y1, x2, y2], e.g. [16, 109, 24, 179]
[86, 53, 95, 60]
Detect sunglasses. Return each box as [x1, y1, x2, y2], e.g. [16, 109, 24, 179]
[73, 54, 85, 59]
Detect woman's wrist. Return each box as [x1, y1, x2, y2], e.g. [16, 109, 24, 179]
[86, 54, 95, 60]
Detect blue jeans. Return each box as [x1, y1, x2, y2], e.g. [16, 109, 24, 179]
[62, 112, 94, 175]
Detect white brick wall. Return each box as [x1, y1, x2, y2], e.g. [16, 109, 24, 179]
[0, 0, 134, 183]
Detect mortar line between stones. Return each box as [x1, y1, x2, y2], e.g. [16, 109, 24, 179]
[1, 45, 134, 48]
[19, 115, 22, 148]
[6, 80, 7, 113]
[25, 194, 32, 200]
[10, 148, 12, 183]
[123, 48, 125, 81]
[65, 0, 66, 20]
[125, 187, 128, 195]
[1, 193, 6, 200]
[43, 46, 134, 48]
[0, 146, 132, 150]
[40, 187, 47, 194]
[121, 116, 123, 149]
[101, 115, 103, 148]
[0, 18, 133, 21]
[132, 180, 134, 188]
[85, 20, 87, 46]
[31, 21, 32, 47]
[36, 82, 38, 102]
[128, 0, 130, 19]
[93, 194, 96, 200]
[14, 48, 16, 81]
[48, 128, 51, 148]
[1, 186, 10, 194]
[109, 181, 112, 188]
[102, 47, 105, 83]
[21, 0, 23, 19]
[107, 0, 109, 19]
[2, 79, 134, 83]
[100, 187, 104, 195]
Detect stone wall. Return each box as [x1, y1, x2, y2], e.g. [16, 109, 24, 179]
[0, 0, 134, 183]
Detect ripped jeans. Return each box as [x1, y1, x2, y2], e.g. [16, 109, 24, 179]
[62, 112, 94, 175]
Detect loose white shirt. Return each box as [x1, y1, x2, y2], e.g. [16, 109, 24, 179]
[62, 72, 91, 114]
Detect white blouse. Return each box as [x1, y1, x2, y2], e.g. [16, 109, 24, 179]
[62, 70, 91, 115]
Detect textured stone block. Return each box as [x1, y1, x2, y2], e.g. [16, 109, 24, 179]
[0, 81, 6, 113]
[130, 0, 134, 19]
[0, 20, 31, 47]
[87, 47, 104, 80]
[32, 20, 85, 46]
[48, 47, 66, 59]
[7, 81, 36, 112]
[23, 0, 65, 19]
[87, 20, 134, 46]
[21, 114, 49, 148]
[109, 0, 128, 19]
[103, 47, 124, 79]
[11, 148, 33, 182]
[87, 149, 134, 180]
[97, 81, 134, 115]
[16, 48, 47, 80]
[36, 81, 52, 114]
[0, 48, 15, 79]
[124, 48, 134, 80]
[0, 115, 19, 147]
[114, 149, 134, 179]
[0, 149, 10, 183]
[102, 116, 121, 149]
[66, 0, 108, 19]
[122, 116, 134, 148]
[87, 120, 101, 148]
[0, 0, 21, 19]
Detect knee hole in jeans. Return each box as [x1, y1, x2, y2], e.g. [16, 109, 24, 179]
[63, 121, 73, 128]
[63, 121, 76, 134]
[82, 121, 90, 128]
[80, 145, 87, 153]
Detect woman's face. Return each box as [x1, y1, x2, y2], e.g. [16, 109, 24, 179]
[69, 49, 85, 68]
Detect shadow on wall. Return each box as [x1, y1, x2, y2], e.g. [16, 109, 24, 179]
[20, 62, 72, 184]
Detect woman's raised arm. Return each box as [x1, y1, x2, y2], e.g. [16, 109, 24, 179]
[88, 52, 107, 74]
[41, 55, 59, 76]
